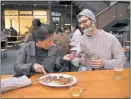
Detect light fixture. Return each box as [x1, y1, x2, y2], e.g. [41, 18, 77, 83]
[2, 4, 4, 6]
[34, 4, 36, 6]
[65, 5, 68, 7]
[114, 16, 115, 18]
[120, 14, 122, 16]
[64, 24, 71, 25]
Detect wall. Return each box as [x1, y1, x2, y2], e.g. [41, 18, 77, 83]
[96, 2, 129, 29]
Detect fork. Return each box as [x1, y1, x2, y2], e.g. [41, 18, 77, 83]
[32, 73, 50, 84]
[44, 72, 51, 78]
[38, 67, 51, 77]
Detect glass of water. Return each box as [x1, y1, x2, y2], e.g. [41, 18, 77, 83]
[69, 87, 83, 98]
[114, 65, 123, 80]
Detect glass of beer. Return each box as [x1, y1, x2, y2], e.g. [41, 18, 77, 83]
[114, 65, 123, 80]
[69, 87, 83, 98]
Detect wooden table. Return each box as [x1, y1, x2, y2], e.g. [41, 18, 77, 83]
[7, 41, 22, 48]
[6, 35, 23, 38]
[1, 68, 130, 98]
[7, 41, 22, 44]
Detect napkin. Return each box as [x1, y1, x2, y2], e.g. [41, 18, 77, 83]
[1, 75, 31, 92]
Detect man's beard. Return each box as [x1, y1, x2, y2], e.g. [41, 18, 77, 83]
[83, 23, 96, 37]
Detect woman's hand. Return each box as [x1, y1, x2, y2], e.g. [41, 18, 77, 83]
[33, 63, 47, 74]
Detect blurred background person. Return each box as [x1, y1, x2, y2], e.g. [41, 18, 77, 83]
[9, 27, 18, 41]
[55, 25, 65, 34]
[69, 24, 83, 49]
[24, 18, 42, 43]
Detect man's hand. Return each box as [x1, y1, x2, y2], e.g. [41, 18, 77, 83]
[88, 57, 104, 68]
[33, 63, 47, 74]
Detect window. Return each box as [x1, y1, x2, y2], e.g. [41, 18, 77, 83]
[4, 10, 48, 35]
[33, 10, 47, 15]
[20, 11, 32, 15]
[4, 10, 18, 16]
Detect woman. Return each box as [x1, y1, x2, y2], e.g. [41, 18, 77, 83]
[14, 24, 65, 75]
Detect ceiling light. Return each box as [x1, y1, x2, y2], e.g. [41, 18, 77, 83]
[34, 4, 36, 6]
[2, 4, 4, 6]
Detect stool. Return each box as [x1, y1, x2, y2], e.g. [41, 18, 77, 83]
[1, 49, 7, 58]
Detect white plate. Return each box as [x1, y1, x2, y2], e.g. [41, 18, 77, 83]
[39, 74, 77, 87]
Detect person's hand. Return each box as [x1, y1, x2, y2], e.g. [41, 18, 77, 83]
[88, 57, 104, 68]
[33, 63, 47, 74]
[63, 54, 75, 61]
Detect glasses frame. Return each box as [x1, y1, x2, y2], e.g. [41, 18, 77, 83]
[78, 18, 91, 26]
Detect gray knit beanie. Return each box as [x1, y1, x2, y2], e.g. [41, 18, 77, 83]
[77, 9, 96, 21]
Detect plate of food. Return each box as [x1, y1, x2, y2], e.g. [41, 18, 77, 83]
[39, 74, 77, 87]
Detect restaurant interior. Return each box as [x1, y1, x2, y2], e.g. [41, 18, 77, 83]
[1, 1, 130, 98]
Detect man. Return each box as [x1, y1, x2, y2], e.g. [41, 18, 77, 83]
[69, 28, 82, 48]
[65, 9, 126, 70]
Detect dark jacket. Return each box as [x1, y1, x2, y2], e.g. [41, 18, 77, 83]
[10, 29, 17, 36]
[14, 41, 60, 75]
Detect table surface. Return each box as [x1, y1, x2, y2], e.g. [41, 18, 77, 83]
[6, 35, 23, 37]
[1, 68, 130, 98]
[7, 41, 22, 43]
[1, 40, 7, 42]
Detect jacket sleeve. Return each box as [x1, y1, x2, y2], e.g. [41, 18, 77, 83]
[14, 44, 33, 75]
[104, 36, 126, 69]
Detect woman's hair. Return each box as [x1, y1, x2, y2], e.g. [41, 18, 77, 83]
[32, 24, 54, 41]
[55, 25, 65, 33]
[32, 18, 41, 28]
[25, 18, 54, 42]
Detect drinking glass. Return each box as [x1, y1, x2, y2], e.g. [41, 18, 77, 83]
[69, 87, 83, 98]
[114, 65, 123, 80]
